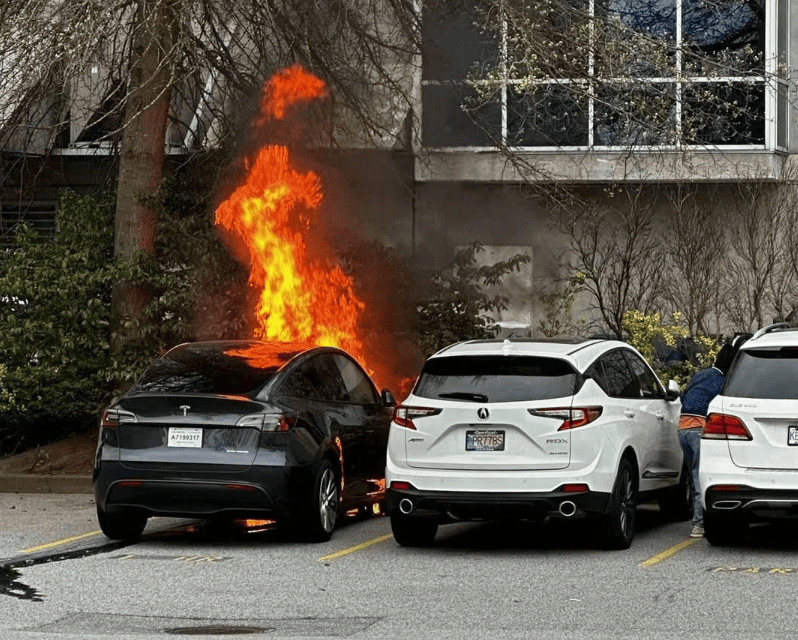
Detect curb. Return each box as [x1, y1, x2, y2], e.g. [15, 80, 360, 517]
[0, 474, 93, 494]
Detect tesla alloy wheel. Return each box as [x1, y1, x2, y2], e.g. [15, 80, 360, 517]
[601, 458, 636, 550]
[308, 460, 339, 542]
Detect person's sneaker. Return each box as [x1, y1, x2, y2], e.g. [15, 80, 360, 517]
[690, 525, 705, 538]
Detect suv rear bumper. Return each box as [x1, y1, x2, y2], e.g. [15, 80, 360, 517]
[386, 487, 611, 522]
[705, 485, 798, 521]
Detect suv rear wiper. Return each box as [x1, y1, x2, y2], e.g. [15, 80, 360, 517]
[438, 392, 489, 403]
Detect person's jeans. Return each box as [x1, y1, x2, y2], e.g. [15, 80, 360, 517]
[678, 428, 703, 528]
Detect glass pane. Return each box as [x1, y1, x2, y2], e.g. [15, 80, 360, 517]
[508, 84, 588, 146]
[778, 0, 788, 71]
[506, 0, 590, 80]
[682, 81, 765, 145]
[422, 83, 501, 147]
[414, 356, 579, 403]
[724, 349, 798, 399]
[594, 0, 677, 79]
[682, 0, 765, 75]
[422, 1, 499, 82]
[594, 83, 677, 146]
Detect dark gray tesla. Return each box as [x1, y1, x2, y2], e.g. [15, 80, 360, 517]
[93, 340, 395, 542]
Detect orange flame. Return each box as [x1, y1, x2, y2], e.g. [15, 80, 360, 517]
[214, 66, 367, 366]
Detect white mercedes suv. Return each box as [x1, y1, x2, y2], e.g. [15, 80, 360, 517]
[385, 338, 688, 549]
[700, 324, 798, 545]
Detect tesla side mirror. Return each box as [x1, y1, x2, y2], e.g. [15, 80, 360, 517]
[381, 389, 396, 407]
[665, 379, 680, 402]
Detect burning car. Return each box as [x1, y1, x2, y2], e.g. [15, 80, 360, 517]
[93, 340, 395, 542]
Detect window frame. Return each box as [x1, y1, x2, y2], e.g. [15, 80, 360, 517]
[420, 0, 781, 152]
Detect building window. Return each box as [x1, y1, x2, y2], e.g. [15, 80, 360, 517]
[421, 0, 777, 150]
[0, 201, 57, 249]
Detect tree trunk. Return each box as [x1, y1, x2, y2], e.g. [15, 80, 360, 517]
[112, 0, 177, 352]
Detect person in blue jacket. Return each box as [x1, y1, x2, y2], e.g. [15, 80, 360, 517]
[678, 342, 736, 538]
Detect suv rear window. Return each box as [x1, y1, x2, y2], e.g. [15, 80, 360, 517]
[131, 343, 301, 395]
[413, 356, 579, 403]
[724, 348, 798, 399]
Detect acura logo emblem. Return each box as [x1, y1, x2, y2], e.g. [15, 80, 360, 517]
[180, 405, 190, 416]
[477, 407, 489, 420]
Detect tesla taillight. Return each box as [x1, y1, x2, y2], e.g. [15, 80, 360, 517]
[529, 407, 603, 431]
[100, 409, 137, 428]
[703, 413, 753, 440]
[393, 406, 441, 430]
[238, 413, 297, 431]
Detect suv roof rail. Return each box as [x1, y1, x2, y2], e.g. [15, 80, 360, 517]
[750, 322, 792, 341]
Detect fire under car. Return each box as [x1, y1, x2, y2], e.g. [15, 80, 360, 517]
[93, 340, 395, 542]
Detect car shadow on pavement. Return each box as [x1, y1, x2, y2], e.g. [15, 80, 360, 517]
[428, 503, 674, 552]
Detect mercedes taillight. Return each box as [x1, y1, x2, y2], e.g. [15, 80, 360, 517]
[703, 413, 753, 440]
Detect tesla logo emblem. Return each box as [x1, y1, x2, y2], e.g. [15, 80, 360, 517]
[180, 405, 190, 416]
[477, 408, 489, 420]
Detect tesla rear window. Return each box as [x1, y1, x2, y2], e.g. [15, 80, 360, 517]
[414, 356, 579, 403]
[131, 343, 302, 395]
[724, 348, 798, 399]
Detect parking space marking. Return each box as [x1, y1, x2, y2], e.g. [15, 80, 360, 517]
[317, 533, 394, 562]
[639, 538, 700, 567]
[21, 531, 101, 554]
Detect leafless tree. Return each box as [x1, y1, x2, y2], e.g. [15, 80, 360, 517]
[549, 185, 665, 338]
[723, 166, 798, 331]
[660, 183, 729, 336]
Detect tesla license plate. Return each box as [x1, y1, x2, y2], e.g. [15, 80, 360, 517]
[466, 429, 505, 452]
[789, 426, 798, 446]
[168, 427, 202, 448]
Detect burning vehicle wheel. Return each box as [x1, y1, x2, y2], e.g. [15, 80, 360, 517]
[306, 460, 339, 542]
[390, 512, 438, 547]
[96, 506, 147, 541]
[601, 458, 636, 550]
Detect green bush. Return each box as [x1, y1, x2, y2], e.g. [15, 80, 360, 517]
[0, 191, 118, 453]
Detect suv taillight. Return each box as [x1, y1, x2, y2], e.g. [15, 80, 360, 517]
[703, 413, 753, 440]
[393, 405, 441, 430]
[529, 407, 603, 431]
[100, 409, 137, 428]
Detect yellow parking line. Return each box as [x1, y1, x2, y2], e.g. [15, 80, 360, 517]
[639, 538, 700, 567]
[317, 533, 394, 562]
[22, 531, 101, 554]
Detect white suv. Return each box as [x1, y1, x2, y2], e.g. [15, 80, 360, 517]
[385, 338, 688, 549]
[700, 324, 798, 545]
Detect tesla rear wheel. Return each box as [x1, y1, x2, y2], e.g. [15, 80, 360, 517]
[601, 458, 636, 550]
[306, 460, 339, 542]
[704, 512, 748, 546]
[658, 463, 692, 522]
[96, 506, 147, 541]
[390, 512, 438, 547]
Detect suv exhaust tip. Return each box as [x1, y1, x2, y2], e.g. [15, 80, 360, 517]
[399, 498, 414, 515]
[712, 500, 742, 510]
[558, 500, 577, 517]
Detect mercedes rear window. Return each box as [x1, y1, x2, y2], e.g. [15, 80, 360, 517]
[413, 355, 580, 403]
[724, 348, 798, 399]
[131, 342, 305, 395]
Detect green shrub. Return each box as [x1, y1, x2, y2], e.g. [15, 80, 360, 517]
[0, 191, 118, 453]
[622, 309, 719, 388]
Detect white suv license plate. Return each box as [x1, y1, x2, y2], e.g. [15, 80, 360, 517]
[168, 427, 203, 448]
[788, 426, 798, 446]
[466, 429, 505, 452]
